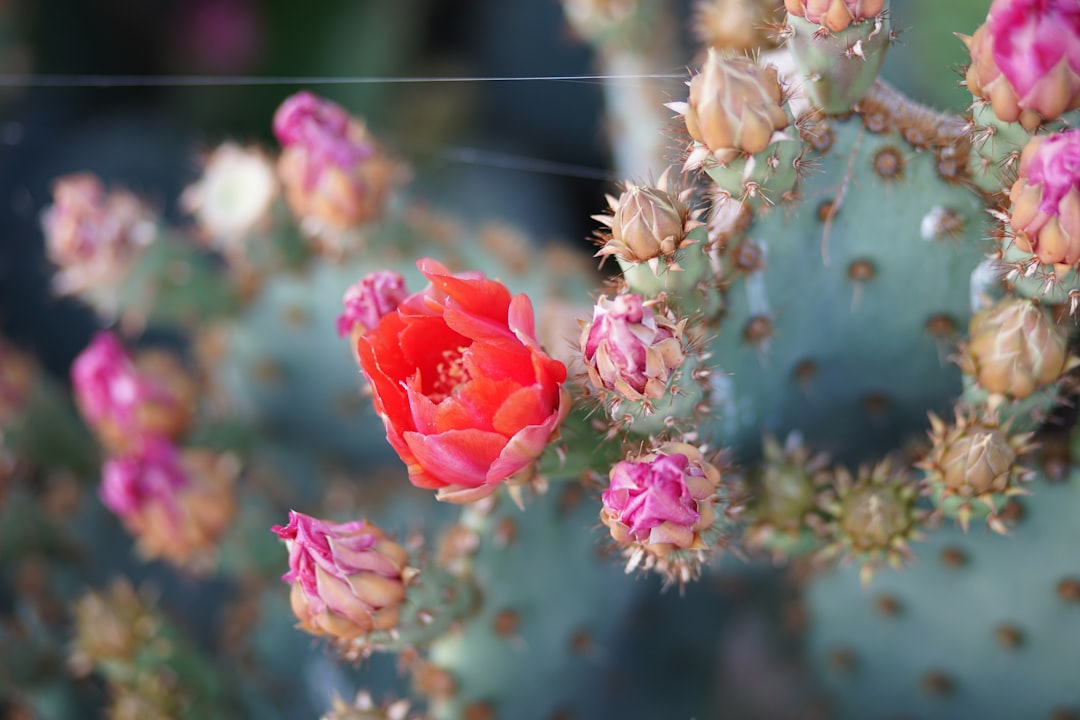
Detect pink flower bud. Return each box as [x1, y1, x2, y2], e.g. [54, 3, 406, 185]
[1010, 130, 1080, 266]
[273, 92, 403, 232]
[272, 511, 416, 641]
[581, 294, 685, 402]
[336, 270, 408, 339]
[73, 333, 146, 441]
[101, 439, 236, 568]
[101, 439, 187, 516]
[41, 174, 154, 297]
[600, 442, 722, 554]
[72, 333, 196, 454]
[965, 0, 1080, 130]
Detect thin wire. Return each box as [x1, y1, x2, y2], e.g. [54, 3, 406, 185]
[433, 146, 618, 182]
[0, 72, 686, 88]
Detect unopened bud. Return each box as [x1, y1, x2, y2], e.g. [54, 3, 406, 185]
[958, 298, 1075, 399]
[1009, 130, 1080, 267]
[964, 0, 1080, 130]
[581, 293, 685, 402]
[272, 511, 416, 641]
[784, 0, 885, 33]
[669, 51, 788, 167]
[274, 91, 405, 233]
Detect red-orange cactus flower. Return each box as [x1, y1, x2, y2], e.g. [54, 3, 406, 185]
[356, 259, 570, 503]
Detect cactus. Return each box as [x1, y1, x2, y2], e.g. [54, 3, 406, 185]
[7, 1, 1080, 719]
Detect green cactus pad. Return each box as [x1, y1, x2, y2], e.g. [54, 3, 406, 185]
[704, 112, 987, 463]
[806, 472, 1080, 719]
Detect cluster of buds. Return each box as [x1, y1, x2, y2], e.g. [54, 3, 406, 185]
[592, 169, 703, 274]
[1009, 130, 1080, 268]
[580, 293, 687, 410]
[272, 511, 417, 645]
[957, 297, 1077, 401]
[41, 173, 155, 301]
[599, 441, 733, 587]
[964, 0, 1080, 130]
[669, 51, 789, 170]
[274, 91, 405, 237]
[918, 408, 1034, 534]
[72, 332, 234, 569]
[181, 142, 279, 257]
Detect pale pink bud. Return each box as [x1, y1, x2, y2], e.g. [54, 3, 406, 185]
[272, 511, 415, 641]
[41, 174, 154, 297]
[273, 92, 403, 232]
[784, 0, 885, 32]
[600, 442, 721, 553]
[581, 294, 685, 402]
[101, 439, 236, 568]
[965, 0, 1080, 130]
[336, 270, 408, 338]
[1010, 130, 1080, 266]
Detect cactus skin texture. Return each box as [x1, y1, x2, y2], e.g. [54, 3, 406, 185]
[11, 2, 1080, 719]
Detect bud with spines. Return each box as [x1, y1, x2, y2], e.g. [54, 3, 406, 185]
[783, 0, 891, 115]
[917, 407, 1034, 534]
[1009, 130, 1080, 268]
[670, 51, 790, 167]
[744, 433, 831, 560]
[592, 168, 704, 276]
[957, 297, 1078, 402]
[819, 459, 925, 586]
[272, 511, 418, 642]
[599, 441, 733, 587]
[784, 0, 884, 33]
[668, 51, 801, 206]
[963, 0, 1080, 131]
[580, 292, 687, 411]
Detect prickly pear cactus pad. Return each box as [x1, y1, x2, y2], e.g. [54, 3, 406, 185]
[807, 471, 1080, 720]
[701, 102, 987, 462]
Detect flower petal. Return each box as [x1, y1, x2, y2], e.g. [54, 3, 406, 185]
[403, 429, 508, 488]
